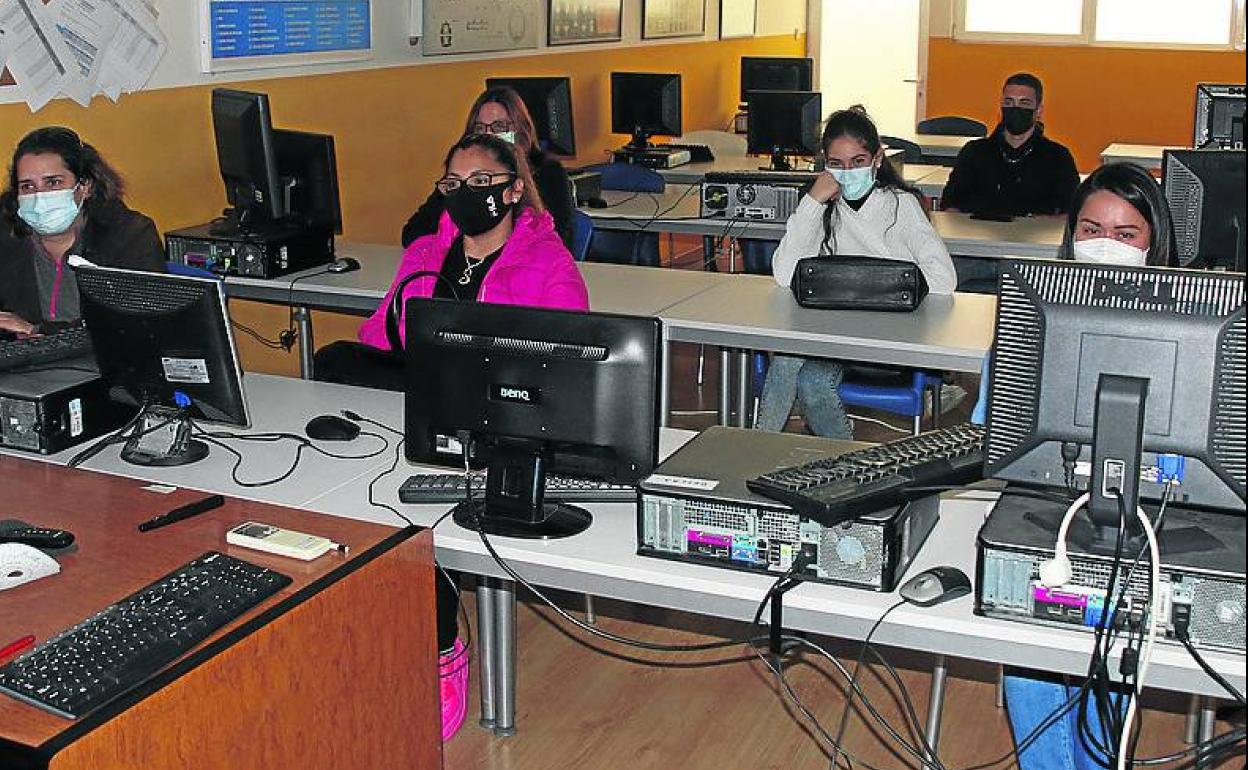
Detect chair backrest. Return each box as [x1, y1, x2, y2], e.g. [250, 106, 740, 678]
[571, 210, 594, 262]
[881, 135, 923, 164]
[916, 116, 988, 137]
[581, 162, 665, 193]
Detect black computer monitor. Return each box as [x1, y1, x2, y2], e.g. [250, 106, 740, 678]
[746, 90, 823, 171]
[404, 298, 661, 539]
[272, 128, 343, 235]
[212, 88, 284, 229]
[1194, 83, 1245, 150]
[985, 260, 1245, 550]
[74, 263, 250, 467]
[1162, 149, 1246, 271]
[485, 76, 577, 156]
[610, 72, 682, 149]
[740, 57, 813, 103]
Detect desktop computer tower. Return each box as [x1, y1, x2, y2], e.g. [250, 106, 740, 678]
[0, 363, 125, 454]
[166, 222, 334, 279]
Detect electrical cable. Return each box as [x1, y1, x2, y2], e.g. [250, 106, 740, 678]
[829, 600, 908, 770]
[1178, 636, 1246, 706]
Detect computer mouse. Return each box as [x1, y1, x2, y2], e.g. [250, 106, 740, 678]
[305, 414, 361, 442]
[898, 566, 972, 607]
[327, 257, 360, 274]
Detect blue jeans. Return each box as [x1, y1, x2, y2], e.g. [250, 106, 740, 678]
[1005, 671, 1120, 770]
[755, 355, 852, 439]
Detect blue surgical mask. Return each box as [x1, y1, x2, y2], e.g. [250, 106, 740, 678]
[830, 166, 877, 202]
[18, 188, 82, 235]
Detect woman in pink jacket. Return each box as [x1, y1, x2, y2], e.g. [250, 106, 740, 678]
[314, 132, 588, 389]
[314, 133, 587, 741]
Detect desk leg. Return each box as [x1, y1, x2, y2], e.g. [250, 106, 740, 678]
[660, 335, 672, 428]
[719, 349, 732, 425]
[736, 350, 750, 427]
[493, 577, 519, 737]
[924, 655, 948, 764]
[702, 235, 717, 272]
[476, 578, 497, 729]
[1195, 698, 1218, 770]
[294, 306, 315, 379]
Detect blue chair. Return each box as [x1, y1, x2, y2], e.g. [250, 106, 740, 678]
[580, 162, 663, 266]
[165, 261, 219, 279]
[839, 368, 945, 435]
[570, 210, 594, 262]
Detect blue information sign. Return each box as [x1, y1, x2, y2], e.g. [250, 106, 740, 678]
[209, 0, 370, 60]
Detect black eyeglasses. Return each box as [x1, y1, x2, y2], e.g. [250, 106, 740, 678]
[468, 120, 515, 135]
[435, 171, 516, 195]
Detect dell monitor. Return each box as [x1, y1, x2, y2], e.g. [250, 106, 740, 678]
[746, 90, 823, 171]
[404, 299, 661, 539]
[1162, 149, 1246, 271]
[485, 76, 577, 156]
[740, 57, 814, 103]
[610, 72, 682, 150]
[212, 88, 284, 230]
[985, 260, 1245, 551]
[75, 263, 250, 467]
[1194, 83, 1245, 150]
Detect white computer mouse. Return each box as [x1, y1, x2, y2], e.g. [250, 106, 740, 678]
[0, 543, 61, 591]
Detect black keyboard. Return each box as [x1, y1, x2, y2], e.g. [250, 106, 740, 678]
[746, 423, 986, 527]
[399, 472, 637, 504]
[0, 552, 290, 719]
[0, 326, 93, 373]
[666, 143, 716, 163]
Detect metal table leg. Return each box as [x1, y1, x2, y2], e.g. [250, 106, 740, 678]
[475, 577, 497, 729]
[1185, 694, 1200, 744]
[1195, 698, 1218, 770]
[924, 655, 949, 765]
[736, 350, 750, 427]
[492, 578, 518, 737]
[293, 306, 314, 379]
[718, 349, 732, 425]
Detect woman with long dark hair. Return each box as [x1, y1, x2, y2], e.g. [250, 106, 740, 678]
[756, 106, 957, 438]
[0, 126, 163, 335]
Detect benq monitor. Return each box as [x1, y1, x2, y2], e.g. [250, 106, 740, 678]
[405, 299, 661, 539]
[485, 76, 577, 156]
[610, 72, 682, 149]
[740, 57, 814, 103]
[1163, 149, 1246, 272]
[272, 128, 343, 235]
[75, 263, 249, 467]
[985, 260, 1245, 545]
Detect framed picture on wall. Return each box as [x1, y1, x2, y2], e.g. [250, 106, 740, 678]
[549, 0, 622, 45]
[642, 0, 706, 40]
[719, 0, 756, 39]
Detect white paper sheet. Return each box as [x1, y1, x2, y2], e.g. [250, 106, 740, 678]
[95, 0, 164, 94]
[0, 0, 79, 111]
[54, 0, 123, 105]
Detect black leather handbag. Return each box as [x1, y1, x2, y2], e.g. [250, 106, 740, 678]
[790, 255, 929, 312]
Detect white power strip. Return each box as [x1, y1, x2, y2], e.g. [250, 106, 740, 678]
[226, 521, 346, 561]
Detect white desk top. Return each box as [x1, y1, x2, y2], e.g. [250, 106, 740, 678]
[1100, 143, 1181, 167]
[931, 210, 1064, 259]
[889, 132, 977, 158]
[5, 374, 1240, 697]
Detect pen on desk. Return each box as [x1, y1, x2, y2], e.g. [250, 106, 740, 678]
[0, 635, 35, 661]
[138, 494, 226, 532]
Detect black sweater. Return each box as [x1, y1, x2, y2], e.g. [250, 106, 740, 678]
[941, 124, 1080, 217]
[0, 199, 165, 330]
[401, 149, 574, 249]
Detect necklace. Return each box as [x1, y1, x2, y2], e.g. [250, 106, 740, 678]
[459, 253, 486, 285]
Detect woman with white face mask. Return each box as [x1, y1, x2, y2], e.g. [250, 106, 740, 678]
[973, 162, 1177, 770]
[401, 86, 575, 251]
[0, 127, 164, 336]
[757, 105, 958, 438]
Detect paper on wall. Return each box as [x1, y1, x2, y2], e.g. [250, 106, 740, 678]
[0, 0, 80, 112]
[94, 0, 165, 94]
[54, 0, 124, 106]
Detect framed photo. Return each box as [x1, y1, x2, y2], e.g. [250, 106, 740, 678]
[719, 0, 756, 39]
[549, 0, 622, 45]
[642, 0, 706, 40]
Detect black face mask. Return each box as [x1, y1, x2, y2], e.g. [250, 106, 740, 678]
[444, 181, 514, 236]
[1002, 106, 1036, 136]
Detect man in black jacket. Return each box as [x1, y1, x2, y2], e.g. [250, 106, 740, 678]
[941, 73, 1080, 217]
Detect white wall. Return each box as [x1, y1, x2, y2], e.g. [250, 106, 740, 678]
[1, 0, 806, 106]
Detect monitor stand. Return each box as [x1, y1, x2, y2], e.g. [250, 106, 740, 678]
[761, 148, 793, 172]
[451, 441, 592, 540]
[119, 405, 210, 467]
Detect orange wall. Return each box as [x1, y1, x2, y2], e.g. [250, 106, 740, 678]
[0, 34, 803, 374]
[926, 38, 1246, 171]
